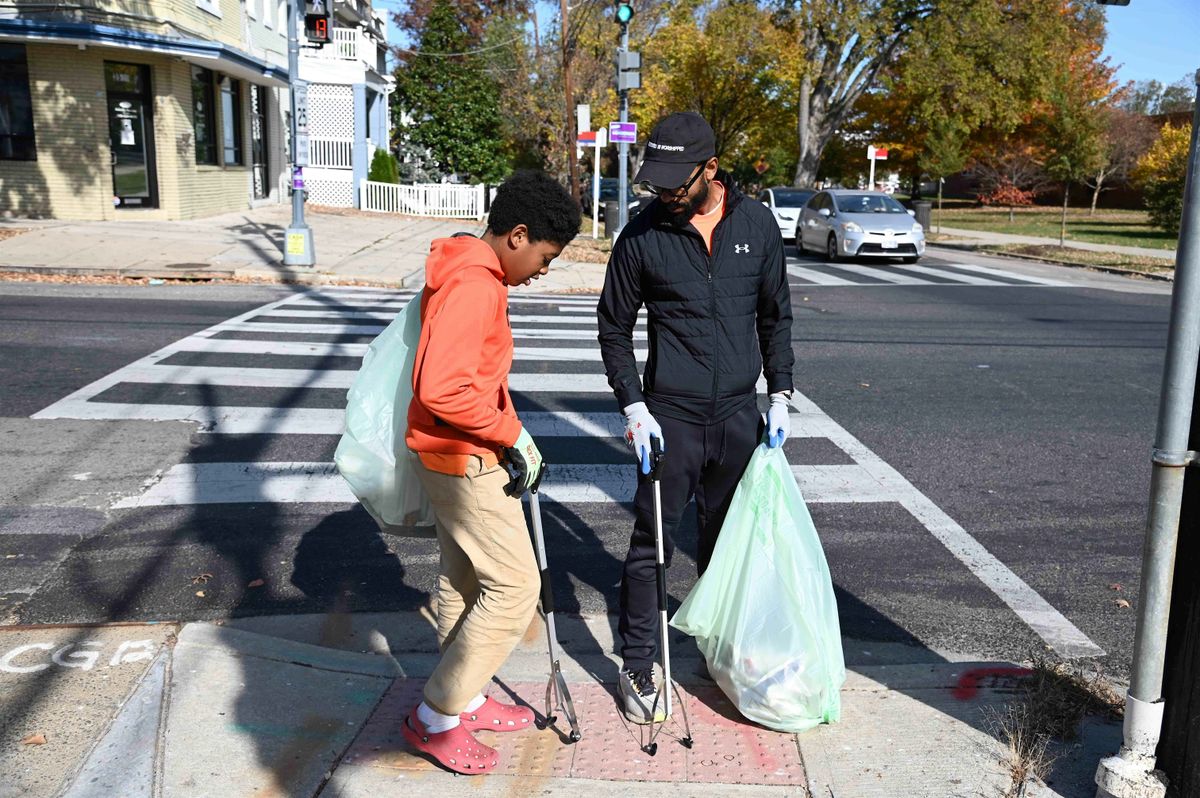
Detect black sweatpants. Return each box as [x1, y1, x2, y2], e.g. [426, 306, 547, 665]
[619, 399, 764, 672]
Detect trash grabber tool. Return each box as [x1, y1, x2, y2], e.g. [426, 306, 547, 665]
[643, 436, 693, 756]
[504, 458, 582, 743]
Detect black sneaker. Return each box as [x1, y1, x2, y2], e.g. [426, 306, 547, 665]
[618, 666, 667, 725]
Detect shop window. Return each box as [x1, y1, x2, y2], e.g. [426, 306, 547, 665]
[192, 66, 217, 165]
[0, 44, 36, 161]
[220, 76, 243, 166]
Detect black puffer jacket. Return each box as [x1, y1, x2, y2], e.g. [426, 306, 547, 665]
[597, 176, 794, 423]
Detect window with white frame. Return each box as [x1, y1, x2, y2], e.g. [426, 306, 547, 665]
[247, 0, 258, 20]
[196, 0, 221, 17]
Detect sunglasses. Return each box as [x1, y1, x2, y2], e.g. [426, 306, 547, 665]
[639, 161, 708, 198]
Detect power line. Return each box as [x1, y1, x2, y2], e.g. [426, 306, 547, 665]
[393, 34, 523, 57]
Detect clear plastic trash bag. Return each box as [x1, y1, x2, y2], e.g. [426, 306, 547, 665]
[334, 289, 434, 528]
[670, 444, 845, 732]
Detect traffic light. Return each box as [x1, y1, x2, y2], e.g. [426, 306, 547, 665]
[304, 0, 331, 46]
[615, 1, 634, 25]
[617, 50, 641, 91]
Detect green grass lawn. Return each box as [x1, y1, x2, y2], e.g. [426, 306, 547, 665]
[929, 206, 1175, 250]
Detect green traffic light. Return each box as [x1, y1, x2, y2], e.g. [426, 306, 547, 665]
[616, 3, 633, 24]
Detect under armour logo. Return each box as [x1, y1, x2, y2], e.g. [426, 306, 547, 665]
[735, 244, 750, 254]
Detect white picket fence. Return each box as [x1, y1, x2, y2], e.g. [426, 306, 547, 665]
[360, 180, 487, 220]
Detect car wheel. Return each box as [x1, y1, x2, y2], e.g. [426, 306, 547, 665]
[901, 255, 919, 264]
[796, 228, 806, 254]
[826, 234, 840, 263]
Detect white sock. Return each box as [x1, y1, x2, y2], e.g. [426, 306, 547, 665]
[417, 700, 460, 733]
[463, 693, 487, 713]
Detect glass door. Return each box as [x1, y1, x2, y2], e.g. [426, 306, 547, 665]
[106, 63, 158, 208]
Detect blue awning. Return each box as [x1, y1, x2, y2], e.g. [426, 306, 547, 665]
[0, 17, 290, 87]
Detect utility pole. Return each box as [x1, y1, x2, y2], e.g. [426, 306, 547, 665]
[1095, 68, 1200, 798]
[561, 0, 579, 206]
[284, 0, 315, 266]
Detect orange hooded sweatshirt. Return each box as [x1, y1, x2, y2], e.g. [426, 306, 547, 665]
[405, 235, 522, 474]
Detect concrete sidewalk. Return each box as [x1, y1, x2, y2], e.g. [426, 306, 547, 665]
[0, 206, 609, 293]
[0, 611, 1120, 798]
[932, 225, 1177, 261]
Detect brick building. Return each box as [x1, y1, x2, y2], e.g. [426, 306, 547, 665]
[0, 0, 293, 220]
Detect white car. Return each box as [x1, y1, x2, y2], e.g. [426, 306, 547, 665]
[798, 189, 925, 264]
[759, 187, 815, 242]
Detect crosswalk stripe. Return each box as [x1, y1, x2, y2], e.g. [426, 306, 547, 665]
[256, 309, 632, 327]
[106, 365, 625, 393]
[786, 264, 858, 285]
[109, 461, 895, 508]
[211, 322, 647, 339]
[891, 263, 1019, 286]
[287, 294, 600, 307]
[162, 338, 646, 362]
[808, 261, 929, 284]
[943, 262, 1070, 286]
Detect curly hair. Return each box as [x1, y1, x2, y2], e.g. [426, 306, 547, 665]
[487, 170, 581, 248]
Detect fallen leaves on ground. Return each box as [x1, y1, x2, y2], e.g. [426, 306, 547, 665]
[246, 578, 265, 588]
[21, 733, 46, 745]
[1115, 599, 1131, 609]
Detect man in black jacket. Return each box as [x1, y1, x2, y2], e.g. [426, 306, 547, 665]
[597, 112, 795, 724]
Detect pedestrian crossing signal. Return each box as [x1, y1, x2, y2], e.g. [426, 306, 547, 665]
[305, 0, 331, 45]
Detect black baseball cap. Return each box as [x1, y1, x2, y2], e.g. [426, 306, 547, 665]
[634, 112, 716, 189]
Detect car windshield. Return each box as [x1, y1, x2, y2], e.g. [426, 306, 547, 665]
[835, 194, 907, 214]
[773, 190, 813, 208]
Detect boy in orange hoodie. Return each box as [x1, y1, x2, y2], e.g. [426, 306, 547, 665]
[403, 170, 581, 774]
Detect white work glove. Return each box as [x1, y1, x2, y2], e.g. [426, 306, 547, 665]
[506, 427, 543, 495]
[767, 392, 791, 448]
[623, 402, 664, 475]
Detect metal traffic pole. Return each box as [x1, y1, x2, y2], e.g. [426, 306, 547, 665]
[1095, 68, 1200, 798]
[616, 19, 629, 235]
[284, 0, 315, 266]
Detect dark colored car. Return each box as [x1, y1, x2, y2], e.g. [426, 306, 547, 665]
[582, 177, 653, 219]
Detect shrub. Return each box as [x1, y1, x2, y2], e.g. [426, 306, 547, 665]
[1133, 122, 1191, 236]
[368, 149, 400, 184]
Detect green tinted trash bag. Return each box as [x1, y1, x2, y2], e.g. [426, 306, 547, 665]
[333, 290, 434, 528]
[670, 444, 845, 732]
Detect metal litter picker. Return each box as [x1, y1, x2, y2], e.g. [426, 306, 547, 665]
[504, 461, 582, 743]
[644, 437, 693, 756]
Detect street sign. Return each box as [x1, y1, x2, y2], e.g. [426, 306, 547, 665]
[609, 121, 637, 144]
[577, 104, 590, 135]
[754, 158, 769, 175]
[294, 132, 309, 167]
[577, 131, 596, 146]
[868, 145, 888, 160]
[294, 83, 309, 134]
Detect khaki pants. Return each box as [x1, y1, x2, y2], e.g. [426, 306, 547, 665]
[415, 456, 540, 715]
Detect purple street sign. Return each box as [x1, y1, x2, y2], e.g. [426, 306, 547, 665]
[291, 167, 305, 190]
[609, 121, 637, 144]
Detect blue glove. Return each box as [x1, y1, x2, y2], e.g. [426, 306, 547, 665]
[623, 402, 664, 475]
[767, 392, 791, 448]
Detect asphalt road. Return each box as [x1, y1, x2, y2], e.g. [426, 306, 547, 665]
[0, 249, 1172, 677]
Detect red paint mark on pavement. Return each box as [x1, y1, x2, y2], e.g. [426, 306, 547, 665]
[952, 667, 1034, 701]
